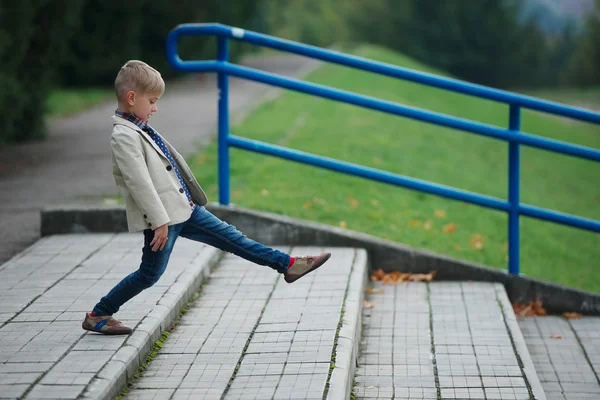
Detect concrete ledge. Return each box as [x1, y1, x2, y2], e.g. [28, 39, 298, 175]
[82, 246, 221, 400]
[41, 203, 600, 315]
[496, 283, 547, 400]
[327, 249, 368, 400]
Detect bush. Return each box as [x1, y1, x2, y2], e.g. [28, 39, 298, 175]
[58, 0, 262, 87]
[0, 1, 82, 145]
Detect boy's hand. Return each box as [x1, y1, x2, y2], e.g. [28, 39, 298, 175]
[150, 224, 169, 252]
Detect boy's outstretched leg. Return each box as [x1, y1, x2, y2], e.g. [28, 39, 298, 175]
[180, 206, 331, 282]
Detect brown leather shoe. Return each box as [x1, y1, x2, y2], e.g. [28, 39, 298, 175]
[284, 252, 331, 283]
[82, 313, 132, 335]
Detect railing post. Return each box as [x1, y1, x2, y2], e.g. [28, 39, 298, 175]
[217, 37, 230, 205]
[508, 105, 521, 275]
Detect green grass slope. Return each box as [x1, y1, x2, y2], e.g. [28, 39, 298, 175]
[188, 44, 600, 292]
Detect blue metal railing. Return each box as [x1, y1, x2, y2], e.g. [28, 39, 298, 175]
[167, 23, 600, 275]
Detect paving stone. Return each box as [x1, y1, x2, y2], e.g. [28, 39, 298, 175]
[125, 388, 176, 399]
[26, 384, 86, 399]
[0, 383, 29, 399]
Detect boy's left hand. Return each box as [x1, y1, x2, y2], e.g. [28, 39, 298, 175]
[150, 224, 169, 252]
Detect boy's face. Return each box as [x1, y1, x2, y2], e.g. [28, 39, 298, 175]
[127, 91, 160, 123]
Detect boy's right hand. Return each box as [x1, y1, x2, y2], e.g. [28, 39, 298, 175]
[150, 224, 169, 252]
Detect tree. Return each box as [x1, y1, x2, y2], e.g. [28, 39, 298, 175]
[566, 0, 600, 85]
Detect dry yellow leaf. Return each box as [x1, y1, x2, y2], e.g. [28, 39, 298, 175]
[434, 209, 446, 218]
[302, 201, 313, 209]
[261, 189, 269, 196]
[550, 334, 563, 340]
[363, 300, 375, 309]
[366, 287, 384, 294]
[469, 234, 484, 250]
[409, 220, 420, 227]
[339, 221, 347, 229]
[454, 245, 462, 252]
[443, 223, 457, 233]
[564, 312, 582, 319]
[424, 220, 432, 230]
[346, 197, 360, 207]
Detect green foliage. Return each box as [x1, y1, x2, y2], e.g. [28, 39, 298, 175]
[566, 0, 600, 85]
[59, 0, 262, 87]
[342, 0, 556, 88]
[256, 0, 349, 47]
[0, 0, 82, 144]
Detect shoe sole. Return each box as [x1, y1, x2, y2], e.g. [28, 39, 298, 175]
[285, 253, 331, 284]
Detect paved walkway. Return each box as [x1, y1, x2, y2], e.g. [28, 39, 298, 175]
[0, 233, 220, 399]
[0, 234, 364, 400]
[354, 281, 545, 400]
[518, 316, 600, 400]
[122, 247, 363, 400]
[0, 54, 320, 264]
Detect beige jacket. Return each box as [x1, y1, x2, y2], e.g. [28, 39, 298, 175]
[110, 115, 208, 232]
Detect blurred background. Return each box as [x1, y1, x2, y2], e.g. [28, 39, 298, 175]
[0, 0, 598, 146]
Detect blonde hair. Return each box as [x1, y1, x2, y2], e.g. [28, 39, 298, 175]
[114, 60, 165, 101]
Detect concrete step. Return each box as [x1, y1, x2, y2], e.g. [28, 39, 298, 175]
[354, 281, 546, 400]
[119, 247, 367, 400]
[1, 234, 556, 400]
[518, 316, 600, 400]
[0, 236, 367, 400]
[0, 233, 221, 400]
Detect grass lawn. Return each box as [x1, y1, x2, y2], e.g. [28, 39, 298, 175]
[46, 88, 114, 118]
[187, 44, 600, 293]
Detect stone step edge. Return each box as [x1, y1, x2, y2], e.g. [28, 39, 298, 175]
[495, 283, 547, 400]
[326, 248, 369, 400]
[82, 246, 223, 400]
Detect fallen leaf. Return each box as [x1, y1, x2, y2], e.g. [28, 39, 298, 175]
[550, 334, 563, 340]
[469, 234, 484, 250]
[339, 221, 347, 229]
[454, 245, 462, 252]
[532, 300, 547, 316]
[408, 271, 437, 282]
[261, 189, 269, 196]
[512, 300, 547, 316]
[434, 209, 446, 218]
[302, 201, 313, 209]
[313, 197, 327, 205]
[409, 219, 420, 227]
[563, 312, 582, 319]
[424, 220, 432, 230]
[346, 197, 360, 207]
[370, 269, 436, 285]
[370, 199, 380, 207]
[363, 300, 375, 309]
[443, 223, 457, 233]
[366, 287, 384, 294]
[371, 269, 386, 281]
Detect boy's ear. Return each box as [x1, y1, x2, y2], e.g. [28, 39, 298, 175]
[125, 90, 136, 106]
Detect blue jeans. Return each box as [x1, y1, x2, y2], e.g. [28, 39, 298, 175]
[92, 206, 290, 316]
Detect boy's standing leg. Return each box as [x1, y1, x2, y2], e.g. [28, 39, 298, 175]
[82, 223, 184, 335]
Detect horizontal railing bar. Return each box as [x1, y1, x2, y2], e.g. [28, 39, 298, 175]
[519, 204, 600, 233]
[220, 62, 600, 162]
[228, 135, 510, 211]
[167, 23, 600, 125]
[229, 135, 600, 234]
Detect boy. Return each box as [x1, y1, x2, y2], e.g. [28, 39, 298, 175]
[82, 60, 331, 335]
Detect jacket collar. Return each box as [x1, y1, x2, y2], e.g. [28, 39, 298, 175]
[111, 115, 168, 160]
